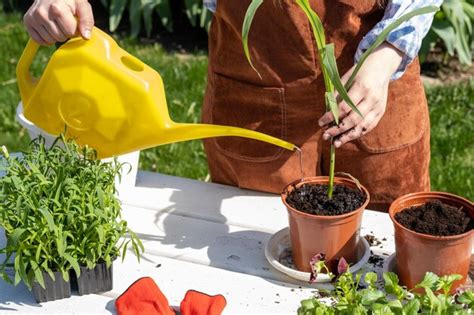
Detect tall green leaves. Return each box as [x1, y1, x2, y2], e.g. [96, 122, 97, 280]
[427, 0, 474, 65]
[104, 0, 211, 37]
[242, 0, 264, 79]
[0, 137, 143, 289]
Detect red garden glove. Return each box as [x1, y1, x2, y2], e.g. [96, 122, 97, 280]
[115, 277, 175, 315]
[180, 290, 227, 315]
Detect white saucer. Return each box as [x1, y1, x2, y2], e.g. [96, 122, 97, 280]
[265, 227, 370, 283]
[382, 253, 396, 274]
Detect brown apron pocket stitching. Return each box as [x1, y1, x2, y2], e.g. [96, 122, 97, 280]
[209, 72, 288, 162]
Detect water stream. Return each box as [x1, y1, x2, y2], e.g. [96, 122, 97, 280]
[294, 146, 304, 182]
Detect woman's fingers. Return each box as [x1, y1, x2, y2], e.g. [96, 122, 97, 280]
[75, 0, 94, 39]
[322, 105, 369, 142]
[42, 20, 67, 42]
[333, 112, 378, 148]
[23, 0, 93, 45]
[318, 83, 366, 128]
[50, 2, 77, 38]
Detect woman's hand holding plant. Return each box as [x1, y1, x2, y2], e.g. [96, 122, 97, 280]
[318, 42, 404, 148]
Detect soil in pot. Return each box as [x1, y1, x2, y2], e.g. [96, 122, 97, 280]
[285, 184, 366, 215]
[395, 200, 474, 236]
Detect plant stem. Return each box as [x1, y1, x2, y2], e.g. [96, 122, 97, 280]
[328, 143, 335, 198]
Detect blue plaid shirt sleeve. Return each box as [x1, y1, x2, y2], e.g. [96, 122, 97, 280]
[355, 0, 443, 80]
[203, 0, 216, 12]
[204, 0, 442, 80]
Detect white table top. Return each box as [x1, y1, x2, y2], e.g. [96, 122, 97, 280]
[0, 171, 395, 314]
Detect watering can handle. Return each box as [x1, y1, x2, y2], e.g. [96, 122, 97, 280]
[16, 38, 40, 105]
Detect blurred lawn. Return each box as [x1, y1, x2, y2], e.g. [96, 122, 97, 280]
[0, 11, 472, 200]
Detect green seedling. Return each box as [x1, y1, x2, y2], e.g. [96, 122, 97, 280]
[242, 0, 438, 198]
[299, 259, 472, 315]
[0, 136, 144, 289]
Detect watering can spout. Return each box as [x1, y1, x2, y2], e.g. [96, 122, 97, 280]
[165, 123, 297, 151]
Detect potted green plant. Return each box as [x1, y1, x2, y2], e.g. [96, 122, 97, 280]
[242, 0, 439, 272]
[0, 136, 143, 303]
[389, 192, 473, 292]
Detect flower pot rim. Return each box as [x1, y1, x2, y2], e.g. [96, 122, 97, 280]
[389, 191, 474, 241]
[281, 176, 370, 220]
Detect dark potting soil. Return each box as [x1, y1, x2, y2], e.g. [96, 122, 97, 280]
[395, 200, 473, 236]
[285, 184, 366, 216]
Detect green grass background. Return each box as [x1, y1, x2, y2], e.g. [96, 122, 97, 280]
[0, 12, 472, 200]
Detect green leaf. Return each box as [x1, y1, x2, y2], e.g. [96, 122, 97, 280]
[364, 272, 378, 287]
[431, 19, 456, 55]
[156, 0, 173, 32]
[300, 298, 316, 310]
[129, 0, 142, 38]
[295, 0, 326, 49]
[7, 228, 26, 248]
[361, 289, 385, 305]
[424, 286, 441, 311]
[457, 290, 474, 308]
[402, 299, 420, 315]
[322, 44, 362, 118]
[242, 0, 264, 79]
[63, 253, 80, 278]
[325, 92, 339, 125]
[110, 0, 128, 32]
[39, 207, 56, 232]
[143, 0, 160, 36]
[30, 260, 45, 289]
[347, 5, 440, 89]
[415, 272, 439, 290]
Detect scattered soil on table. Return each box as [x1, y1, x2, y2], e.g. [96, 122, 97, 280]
[395, 200, 473, 236]
[368, 252, 384, 268]
[364, 234, 382, 247]
[285, 184, 366, 216]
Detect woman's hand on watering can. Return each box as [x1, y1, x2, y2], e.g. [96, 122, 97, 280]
[23, 0, 94, 45]
[318, 42, 403, 148]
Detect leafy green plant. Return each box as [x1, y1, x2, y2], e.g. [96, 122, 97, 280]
[242, 1, 438, 198]
[420, 0, 474, 65]
[103, 0, 211, 37]
[299, 260, 474, 315]
[0, 136, 143, 289]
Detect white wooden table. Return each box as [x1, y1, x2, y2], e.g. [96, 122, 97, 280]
[0, 171, 395, 314]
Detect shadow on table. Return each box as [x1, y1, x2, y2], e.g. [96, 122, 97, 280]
[0, 280, 42, 310]
[134, 175, 309, 288]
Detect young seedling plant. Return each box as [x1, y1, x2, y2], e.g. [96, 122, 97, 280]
[242, 0, 439, 198]
[302, 256, 474, 315]
[0, 136, 143, 290]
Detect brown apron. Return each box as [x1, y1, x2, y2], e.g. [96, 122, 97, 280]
[202, 0, 430, 211]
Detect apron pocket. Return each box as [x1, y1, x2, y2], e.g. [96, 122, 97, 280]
[208, 72, 287, 162]
[355, 62, 429, 154]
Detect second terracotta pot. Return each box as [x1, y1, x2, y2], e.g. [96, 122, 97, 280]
[281, 176, 370, 272]
[389, 192, 473, 291]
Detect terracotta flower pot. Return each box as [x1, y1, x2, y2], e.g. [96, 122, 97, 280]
[389, 192, 473, 291]
[281, 176, 370, 272]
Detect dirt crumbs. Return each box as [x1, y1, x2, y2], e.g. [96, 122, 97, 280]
[364, 234, 381, 247]
[395, 200, 473, 236]
[285, 184, 366, 216]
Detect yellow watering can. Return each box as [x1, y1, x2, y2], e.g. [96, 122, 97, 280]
[16, 27, 296, 159]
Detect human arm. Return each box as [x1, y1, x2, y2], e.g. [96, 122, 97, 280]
[318, 0, 443, 147]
